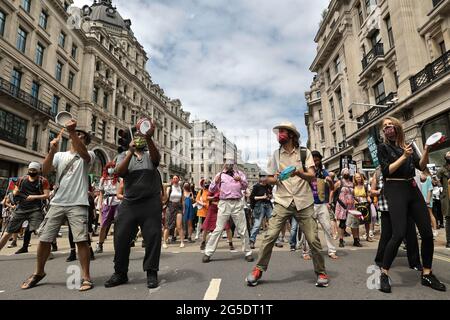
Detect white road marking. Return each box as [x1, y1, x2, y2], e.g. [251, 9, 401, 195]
[0, 290, 5, 293]
[203, 278, 221, 300]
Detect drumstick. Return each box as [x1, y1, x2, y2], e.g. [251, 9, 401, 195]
[57, 128, 65, 140]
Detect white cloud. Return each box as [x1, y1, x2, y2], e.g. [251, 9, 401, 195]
[73, 0, 329, 169]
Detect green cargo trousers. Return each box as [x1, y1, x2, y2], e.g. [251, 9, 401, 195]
[256, 201, 326, 275]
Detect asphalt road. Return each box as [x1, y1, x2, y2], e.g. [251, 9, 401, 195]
[0, 230, 449, 300]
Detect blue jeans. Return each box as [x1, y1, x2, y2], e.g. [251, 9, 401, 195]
[289, 217, 298, 246]
[249, 202, 272, 242]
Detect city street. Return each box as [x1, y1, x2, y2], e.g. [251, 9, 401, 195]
[1, 227, 449, 300]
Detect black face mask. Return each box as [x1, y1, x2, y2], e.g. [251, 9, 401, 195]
[343, 174, 350, 180]
[28, 171, 38, 177]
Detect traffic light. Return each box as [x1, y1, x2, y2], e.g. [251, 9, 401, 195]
[117, 128, 135, 153]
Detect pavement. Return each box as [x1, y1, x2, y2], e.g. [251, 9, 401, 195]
[0, 225, 449, 300]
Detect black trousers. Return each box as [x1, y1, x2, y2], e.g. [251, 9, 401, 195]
[432, 200, 444, 226]
[383, 181, 434, 270]
[113, 196, 162, 274]
[375, 211, 421, 268]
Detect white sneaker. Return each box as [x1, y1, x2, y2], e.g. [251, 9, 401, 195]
[180, 242, 185, 248]
[162, 242, 168, 249]
[369, 231, 374, 238]
[194, 235, 199, 240]
[432, 230, 438, 238]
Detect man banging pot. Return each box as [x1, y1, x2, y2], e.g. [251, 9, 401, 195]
[104, 119, 163, 289]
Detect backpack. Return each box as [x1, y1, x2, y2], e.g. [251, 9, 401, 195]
[17, 175, 45, 195]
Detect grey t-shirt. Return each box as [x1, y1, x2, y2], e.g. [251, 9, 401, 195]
[116, 151, 161, 201]
[51, 151, 95, 206]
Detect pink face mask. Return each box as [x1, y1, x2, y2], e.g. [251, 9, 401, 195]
[278, 132, 289, 145]
[383, 126, 396, 140]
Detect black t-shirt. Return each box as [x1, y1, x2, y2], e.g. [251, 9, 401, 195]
[377, 142, 421, 180]
[16, 177, 48, 211]
[251, 183, 272, 205]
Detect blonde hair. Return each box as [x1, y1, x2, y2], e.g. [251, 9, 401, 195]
[353, 172, 365, 186]
[381, 116, 407, 148]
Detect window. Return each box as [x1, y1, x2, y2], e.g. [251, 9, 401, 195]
[58, 32, 66, 48]
[114, 101, 119, 116]
[91, 115, 97, 133]
[357, 3, 364, 27]
[394, 71, 399, 89]
[102, 121, 107, 140]
[61, 137, 68, 152]
[334, 55, 341, 74]
[95, 61, 101, 71]
[39, 11, 48, 29]
[35, 43, 45, 66]
[103, 93, 108, 109]
[326, 69, 331, 84]
[55, 61, 63, 81]
[365, 0, 376, 16]
[31, 81, 40, 101]
[48, 131, 57, 151]
[17, 27, 28, 53]
[22, 0, 31, 13]
[32, 125, 38, 151]
[68, 71, 75, 90]
[319, 109, 323, 120]
[332, 132, 337, 145]
[316, 91, 321, 99]
[0, 11, 5, 37]
[329, 98, 335, 120]
[92, 86, 98, 103]
[65, 103, 71, 112]
[121, 106, 126, 120]
[336, 89, 343, 114]
[385, 16, 394, 48]
[64, 2, 70, 12]
[370, 30, 382, 48]
[71, 44, 77, 59]
[0, 109, 28, 147]
[319, 126, 325, 141]
[439, 41, 446, 55]
[11, 69, 22, 89]
[341, 125, 346, 140]
[52, 95, 59, 115]
[373, 80, 386, 105]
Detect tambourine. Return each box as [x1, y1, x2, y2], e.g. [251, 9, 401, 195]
[426, 132, 446, 146]
[55, 111, 74, 127]
[136, 118, 152, 135]
[279, 166, 296, 181]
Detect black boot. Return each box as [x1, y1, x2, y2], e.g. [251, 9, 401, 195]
[51, 242, 58, 252]
[105, 273, 128, 288]
[147, 270, 158, 289]
[379, 273, 391, 293]
[66, 250, 77, 262]
[353, 238, 362, 247]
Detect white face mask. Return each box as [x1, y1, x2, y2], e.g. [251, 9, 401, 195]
[107, 168, 114, 175]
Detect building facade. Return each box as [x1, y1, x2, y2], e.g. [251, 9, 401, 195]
[0, 0, 191, 191]
[306, 0, 450, 176]
[190, 119, 238, 186]
[242, 162, 262, 188]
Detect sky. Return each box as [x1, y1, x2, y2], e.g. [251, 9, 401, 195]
[73, 0, 329, 169]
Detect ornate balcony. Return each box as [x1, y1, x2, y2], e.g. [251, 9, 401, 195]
[0, 77, 55, 118]
[356, 92, 396, 129]
[362, 43, 385, 71]
[410, 50, 449, 93]
[169, 163, 187, 175]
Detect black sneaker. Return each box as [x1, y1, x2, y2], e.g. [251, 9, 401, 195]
[245, 255, 254, 262]
[421, 273, 447, 292]
[202, 254, 211, 263]
[104, 273, 129, 288]
[147, 270, 158, 289]
[290, 245, 296, 251]
[66, 251, 77, 262]
[339, 239, 345, 248]
[379, 273, 391, 293]
[15, 247, 28, 254]
[250, 241, 256, 250]
[51, 243, 58, 252]
[200, 241, 206, 251]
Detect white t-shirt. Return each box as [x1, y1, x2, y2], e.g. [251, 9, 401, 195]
[99, 177, 121, 206]
[169, 185, 182, 203]
[51, 151, 95, 206]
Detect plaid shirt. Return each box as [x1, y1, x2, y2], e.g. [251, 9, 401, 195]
[377, 176, 389, 212]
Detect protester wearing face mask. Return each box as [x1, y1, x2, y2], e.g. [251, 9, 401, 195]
[376, 116, 446, 293]
[0, 162, 50, 253]
[105, 122, 163, 289]
[95, 162, 122, 254]
[202, 154, 253, 263]
[437, 151, 450, 248]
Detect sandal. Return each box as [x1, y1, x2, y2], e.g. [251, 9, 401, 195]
[302, 254, 312, 261]
[79, 279, 94, 292]
[21, 273, 46, 290]
[328, 253, 339, 260]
